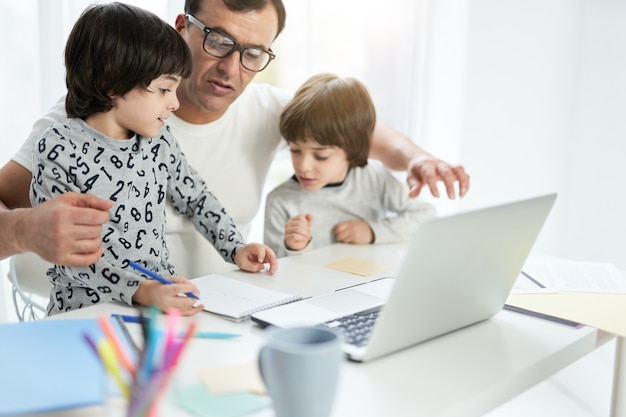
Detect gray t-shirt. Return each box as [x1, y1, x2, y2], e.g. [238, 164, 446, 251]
[264, 160, 436, 257]
[15, 84, 292, 277]
[30, 118, 245, 314]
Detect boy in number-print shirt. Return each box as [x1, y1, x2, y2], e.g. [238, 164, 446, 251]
[29, 2, 277, 316]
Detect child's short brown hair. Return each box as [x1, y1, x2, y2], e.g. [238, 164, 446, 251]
[65, 2, 192, 119]
[279, 73, 376, 167]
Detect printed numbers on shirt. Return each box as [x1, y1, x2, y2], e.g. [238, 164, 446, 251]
[83, 174, 99, 192]
[110, 180, 125, 201]
[145, 202, 153, 222]
[76, 156, 91, 175]
[51, 167, 62, 181]
[127, 153, 136, 169]
[135, 230, 146, 250]
[118, 237, 132, 250]
[85, 288, 101, 303]
[110, 155, 123, 169]
[110, 205, 125, 224]
[102, 268, 120, 285]
[130, 207, 142, 221]
[47, 143, 64, 161]
[97, 286, 113, 294]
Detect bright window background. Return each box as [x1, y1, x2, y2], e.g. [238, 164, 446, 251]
[0, 0, 432, 320]
[0, 0, 433, 240]
[0, 0, 430, 167]
[0, 0, 181, 166]
[1, 0, 625, 322]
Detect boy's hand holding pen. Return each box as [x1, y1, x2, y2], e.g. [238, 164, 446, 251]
[129, 262, 199, 299]
[129, 261, 204, 316]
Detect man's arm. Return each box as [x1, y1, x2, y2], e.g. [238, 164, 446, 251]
[0, 160, 112, 264]
[369, 123, 470, 199]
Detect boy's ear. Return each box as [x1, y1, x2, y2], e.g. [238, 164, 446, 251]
[107, 93, 121, 107]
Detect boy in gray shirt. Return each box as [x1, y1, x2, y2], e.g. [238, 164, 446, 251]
[30, 3, 277, 316]
[264, 73, 436, 257]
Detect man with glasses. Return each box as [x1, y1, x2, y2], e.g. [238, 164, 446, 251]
[186, 13, 276, 72]
[0, 0, 469, 276]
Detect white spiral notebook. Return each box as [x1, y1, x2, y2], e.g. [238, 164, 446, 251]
[190, 274, 302, 322]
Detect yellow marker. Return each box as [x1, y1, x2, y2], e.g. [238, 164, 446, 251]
[98, 315, 136, 376]
[97, 338, 130, 400]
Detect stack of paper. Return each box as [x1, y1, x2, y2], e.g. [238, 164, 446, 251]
[513, 258, 626, 293]
[508, 258, 626, 336]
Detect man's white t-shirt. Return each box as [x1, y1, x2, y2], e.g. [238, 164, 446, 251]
[14, 83, 292, 278]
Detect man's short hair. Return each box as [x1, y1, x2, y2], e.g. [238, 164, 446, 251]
[184, 0, 286, 38]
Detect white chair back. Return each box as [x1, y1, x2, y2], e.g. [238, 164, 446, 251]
[7, 252, 53, 321]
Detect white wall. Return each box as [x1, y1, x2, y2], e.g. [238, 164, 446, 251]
[565, 0, 626, 269]
[425, 0, 626, 268]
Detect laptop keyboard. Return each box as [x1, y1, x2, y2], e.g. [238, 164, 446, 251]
[316, 307, 382, 347]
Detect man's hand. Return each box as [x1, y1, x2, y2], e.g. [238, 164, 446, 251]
[15, 193, 113, 266]
[407, 156, 470, 199]
[369, 123, 470, 200]
[284, 214, 313, 252]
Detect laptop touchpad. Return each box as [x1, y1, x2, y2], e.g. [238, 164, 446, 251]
[308, 290, 385, 316]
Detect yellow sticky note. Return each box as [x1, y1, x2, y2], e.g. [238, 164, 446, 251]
[198, 362, 266, 395]
[324, 257, 391, 276]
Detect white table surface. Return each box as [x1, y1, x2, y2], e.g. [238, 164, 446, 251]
[51, 243, 612, 417]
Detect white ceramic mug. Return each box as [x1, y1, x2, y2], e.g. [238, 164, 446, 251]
[258, 326, 342, 417]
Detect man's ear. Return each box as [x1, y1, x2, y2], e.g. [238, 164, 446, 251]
[174, 14, 187, 34]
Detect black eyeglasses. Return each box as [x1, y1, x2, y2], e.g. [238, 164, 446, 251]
[186, 14, 276, 72]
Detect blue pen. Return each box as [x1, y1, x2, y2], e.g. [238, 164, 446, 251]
[112, 314, 144, 324]
[194, 332, 240, 339]
[111, 314, 240, 339]
[128, 261, 200, 300]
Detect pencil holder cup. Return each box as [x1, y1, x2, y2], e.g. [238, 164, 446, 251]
[258, 326, 343, 417]
[87, 308, 196, 417]
[124, 368, 184, 417]
[101, 366, 174, 417]
[103, 374, 172, 417]
[102, 372, 128, 417]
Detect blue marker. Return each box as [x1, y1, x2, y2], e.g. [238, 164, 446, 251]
[128, 261, 200, 300]
[193, 332, 241, 339]
[111, 314, 240, 339]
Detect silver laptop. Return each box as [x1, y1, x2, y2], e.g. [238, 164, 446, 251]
[252, 193, 557, 362]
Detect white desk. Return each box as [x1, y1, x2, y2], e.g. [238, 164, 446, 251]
[53, 243, 612, 417]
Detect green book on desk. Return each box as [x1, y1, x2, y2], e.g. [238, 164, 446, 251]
[0, 318, 104, 416]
